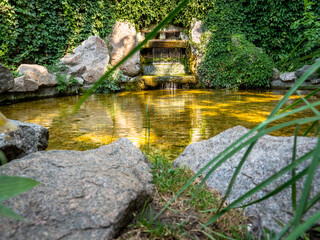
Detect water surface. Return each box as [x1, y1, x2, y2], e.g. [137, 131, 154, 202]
[0, 89, 316, 160]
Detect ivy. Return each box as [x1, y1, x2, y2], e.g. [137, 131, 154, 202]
[0, 0, 115, 69]
[198, 0, 274, 89]
[113, 0, 215, 30]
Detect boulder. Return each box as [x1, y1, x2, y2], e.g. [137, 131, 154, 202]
[190, 20, 203, 44]
[9, 76, 39, 92]
[173, 126, 319, 233]
[109, 21, 141, 77]
[18, 64, 57, 87]
[270, 79, 294, 89]
[271, 68, 280, 81]
[0, 63, 14, 93]
[296, 65, 319, 80]
[61, 36, 109, 84]
[0, 138, 153, 240]
[0, 120, 48, 161]
[279, 72, 296, 82]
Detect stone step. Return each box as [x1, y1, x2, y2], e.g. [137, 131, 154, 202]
[141, 75, 196, 88]
[143, 63, 187, 76]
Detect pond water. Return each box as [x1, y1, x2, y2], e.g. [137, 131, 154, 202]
[0, 89, 316, 160]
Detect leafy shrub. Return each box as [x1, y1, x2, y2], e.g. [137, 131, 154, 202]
[199, 34, 274, 88]
[94, 66, 124, 94]
[113, 0, 215, 29]
[0, 0, 115, 68]
[198, 1, 274, 89]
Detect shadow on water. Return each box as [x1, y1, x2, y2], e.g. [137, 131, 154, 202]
[0, 89, 317, 160]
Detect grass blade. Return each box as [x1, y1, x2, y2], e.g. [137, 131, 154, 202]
[285, 211, 320, 240]
[278, 88, 320, 115]
[205, 149, 315, 226]
[303, 120, 319, 136]
[73, 0, 191, 113]
[296, 91, 320, 117]
[216, 143, 256, 211]
[293, 135, 320, 229]
[272, 60, 320, 117]
[240, 167, 308, 209]
[291, 124, 299, 213]
[0, 151, 7, 165]
[0, 176, 39, 202]
[0, 203, 24, 221]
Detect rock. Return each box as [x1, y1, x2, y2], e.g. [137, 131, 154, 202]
[0, 63, 14, 93]
[9, 76, 39, 92]
[271, 68, 280, 80]
[190, 19, 202, 44]
[270, 79, 294, 89]
[109, 21, 141, 77]
[61, 36, 109, 84]
[279, 72, 296, 82]
[173, 126, 319, 233]
[311, 78, 320, 84]
[0, 120, 48, 161]
[296, 65, 319, 80]
[0, 138, 153, 240]
[18, 64, 57, 87]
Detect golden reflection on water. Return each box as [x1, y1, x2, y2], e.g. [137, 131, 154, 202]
[0, 89, 317, 160]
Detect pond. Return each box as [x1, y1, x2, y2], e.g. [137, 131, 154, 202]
[0, 89, 316, 160]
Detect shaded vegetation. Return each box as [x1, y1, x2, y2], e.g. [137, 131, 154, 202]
[0, 0, 115, 68]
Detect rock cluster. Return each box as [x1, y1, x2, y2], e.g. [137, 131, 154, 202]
[0, 138, 153, 239]
[174, 126, 320, 233]
[271, 61, 320, 89]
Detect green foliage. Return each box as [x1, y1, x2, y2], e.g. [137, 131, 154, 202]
[238, 0, 320, 70]
[199, 33, 274, 89]
[282, 0, 320, 71]
[94, 66, 123, 94]
[113, 0, 215, 29]
[0, 176, 39, 220]
[47, 62, 81, 93]
[0, 0, 115, 68]
[56, 74, 80, 93]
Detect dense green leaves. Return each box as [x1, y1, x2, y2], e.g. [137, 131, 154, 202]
[113, 0, 215, 29]
[0, 0, 115, 69]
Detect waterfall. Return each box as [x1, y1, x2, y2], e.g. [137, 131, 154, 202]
[152, 48, 182, 64]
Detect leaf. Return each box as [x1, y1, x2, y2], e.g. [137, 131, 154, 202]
[0, 203, 24, 221]
[0, 176, 39, 202]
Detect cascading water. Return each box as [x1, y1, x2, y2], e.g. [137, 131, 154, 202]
[139, 25, 196, 89]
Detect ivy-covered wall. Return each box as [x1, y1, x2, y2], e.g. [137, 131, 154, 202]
[113, 0, 215, 29]
[0, 0, 115, 68]
[1, 0, 318, 89]
[197, 0, 319, 88]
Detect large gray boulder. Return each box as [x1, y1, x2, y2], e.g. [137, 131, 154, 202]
[61, 36, 109, 84]
[0, 120, 48, 161]
[174, 126, 319, 233]
[18, 64, 57, 87]
[109, 21, 141, 77]
[0, 63, 14, 93]
[0, 138, 153, 239]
